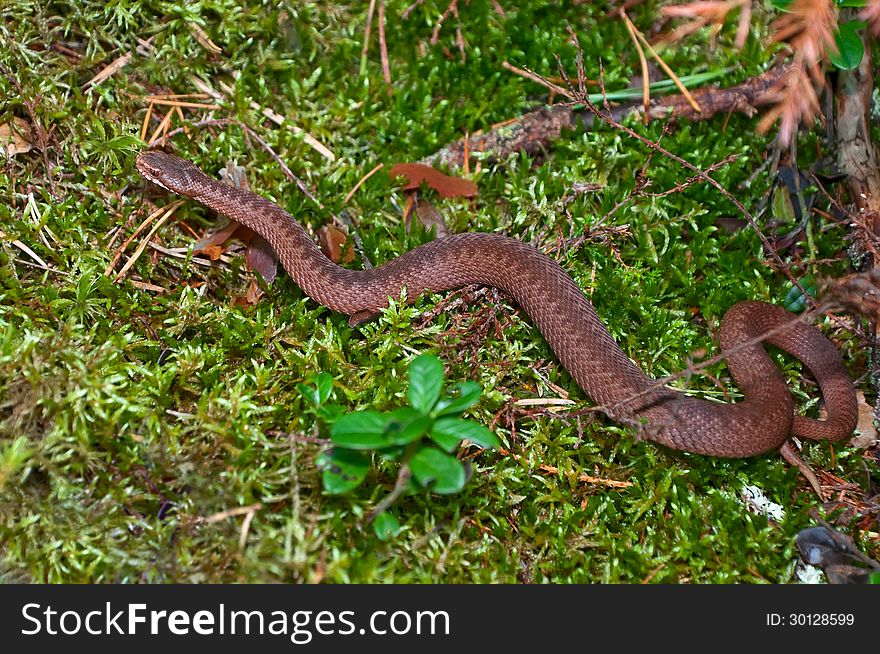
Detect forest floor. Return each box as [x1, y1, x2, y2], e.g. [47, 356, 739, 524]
[0, 1, 876, 582]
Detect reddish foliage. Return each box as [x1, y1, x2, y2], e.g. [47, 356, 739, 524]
[318, 224, 355, 264]
[389, 162, 477, 198]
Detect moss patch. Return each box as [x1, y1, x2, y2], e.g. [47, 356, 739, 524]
[0, 1, 874, 583]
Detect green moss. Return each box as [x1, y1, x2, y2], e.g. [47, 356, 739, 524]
[0, 0, 874, 583]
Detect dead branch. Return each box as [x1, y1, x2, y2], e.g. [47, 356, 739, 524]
[424, 66, 788, 169]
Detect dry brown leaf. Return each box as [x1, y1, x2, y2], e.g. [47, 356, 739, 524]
[246, 235, 278, 283]
[199, 244, 224, 261]
[390, 162, 478, 198]
[770, 0, 838, 67]
[658, 0, 751, 49]
[850, 391, 877, 449]
[233, 279, 265, 308]
[756, 64, 821, 145]
[0, 117, 33, 157]
[863, 0, 880, 37]
[189, 22, 223, 54]
[193, 221, 244, 256]
[413, 195, 451, 238]
[318, 224, 355, 264]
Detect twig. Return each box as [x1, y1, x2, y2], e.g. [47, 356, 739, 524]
[104, 200, 184, 276]
[146, 118, 322, 207]
[498, 447, 633, 489]
[187, 75, 335, 161]
[572, 56, 813, 310]
[431, 0, 460, 45]
[362, 0, 378, 78]
[620, 10, 701, 113]
[112, 204, 178, 282]
[343, 163, 384, 204]
[147, 105, 176, 145]
[367, 463, 413, 523]
[378, 0, 392, 92]
[0, 61, 56, 195]
[238, 506, 258, 551]
[402, 0, 427, 19]
[643, 154, 738, 198]
[289, 431, 302, 532]
[147, 242, 230, 269]
[620, 9, 652, 123]
[203, 502, 263, 524]
[9, 239, 49, 269]
[426, 67, 788, 170]
[502, 61, 574, 99]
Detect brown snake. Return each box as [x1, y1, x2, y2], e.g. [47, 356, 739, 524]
[136, 150, 858, 458]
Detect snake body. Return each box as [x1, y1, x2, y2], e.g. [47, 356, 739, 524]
[136, 150, 858, 457]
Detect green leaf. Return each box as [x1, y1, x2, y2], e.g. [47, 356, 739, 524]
[837, 1, 867, 9]
[407, 354, 444, 413]
[386, 406, 420, 423]
[433, 381, 482, 417]
[331, 411, 391, 449]
[316, 403, 345, 422]
[376, 444, 407, 461]
[432, 417, 500, 449]
[314, 372, 334, 404]
[372, 511, 402, 541]
[298, 373, 334, 406]
[829, 22, 864, 71]
[771, 186, 797, 223]
[385, 407, 434, 445]
[317, 448, 370, 494]
[783, 275, 819, 312]
[429, 428, 462, 453]
[296, 383, 315, 404]
[409, 447, 468, 494]
[585, 68, 733, 104]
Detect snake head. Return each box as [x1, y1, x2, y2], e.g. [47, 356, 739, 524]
[135, 150, 210, 197]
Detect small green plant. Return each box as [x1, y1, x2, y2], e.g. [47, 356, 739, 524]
[302, 355, 500, 540]
[782, 274, 819, 312]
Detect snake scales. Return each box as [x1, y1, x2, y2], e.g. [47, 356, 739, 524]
[136, 150, 858, 458]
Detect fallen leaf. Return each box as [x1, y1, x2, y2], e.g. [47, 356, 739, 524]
[200, 244, 224, 261]
[318, 224, 355, 264]
[193, 221, 242, 254]
[850, 391, 877, 449]
[796, 524, 879, 584]
[246, 235, 278, 282]
[219, 161, 249, 190]
[401, 192, 416, 231]
[245, 278, 264, 305]
[390, 162, 478, 198]
[413, 195, 451, 238]
[189, 161, 280, 290]
[189, 21, 223, 55]
[233, 278, 265, 308]
[0, 117, 33, 157]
